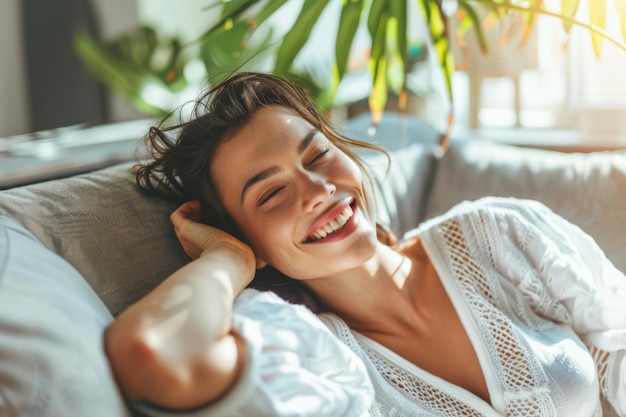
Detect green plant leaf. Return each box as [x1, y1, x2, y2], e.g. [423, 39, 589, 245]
[457, 0, 488, 53]
[200, 20, 248, 68]
[561, 0, 580, 32]
[367, 0, 388, 85]
[161, 39, 183, 82]
[367, 0, 388, 123]
[387, 0, 407, 100]
[93, 26, 187, 86]
[194, 0, 257, 45]
[435, 36, 455, 103]
[367, 0, 387, 41]
[197, 0, 287, 81]
[283, 69, 330, 111]
[330, 0, 364, 102]
[419, 0, 454, 102]
[219, 0, 255, 18]
[589, 0, 607, 57]
[74, 30, 171, 116]
[521, 0, 543, 44]
[369, 56, 387, 126]
[421, 0, 445, 39]
[253, 0, 291, 27]
[466, 0, 626, 56]
[200, 19, 274, 83]
[273, 0, 331, 74]
[417, 0, 431, 26]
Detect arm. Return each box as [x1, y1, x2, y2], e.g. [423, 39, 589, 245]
[105, 201, 256, 409]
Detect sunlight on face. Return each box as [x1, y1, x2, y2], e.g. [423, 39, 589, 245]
[211, 106, 378, 280]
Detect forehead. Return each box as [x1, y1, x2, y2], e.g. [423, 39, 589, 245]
[210, 106, 314, 200]
[216, 105, 313, 161]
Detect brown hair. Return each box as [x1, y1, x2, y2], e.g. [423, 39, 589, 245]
[136, 71, 392, 310]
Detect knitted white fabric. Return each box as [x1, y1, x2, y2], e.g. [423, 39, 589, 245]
[320, 314, 499, 417]
[135, 290, 374, 417]
[324, 198, 626, 417]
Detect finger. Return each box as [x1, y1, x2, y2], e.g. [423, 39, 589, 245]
[171, 201, 201, 226]
[181, 200, 201, 216]
[175, 200, 200, 219]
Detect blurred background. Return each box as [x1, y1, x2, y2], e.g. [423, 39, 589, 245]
[2, 0, 626, 186]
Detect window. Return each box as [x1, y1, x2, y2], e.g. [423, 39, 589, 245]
[451, 0, 626, 140]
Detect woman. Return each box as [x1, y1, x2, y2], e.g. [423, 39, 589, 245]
[106, 72, 626, 417]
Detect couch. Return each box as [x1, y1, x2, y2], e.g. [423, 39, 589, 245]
[1, 113, 625, 416]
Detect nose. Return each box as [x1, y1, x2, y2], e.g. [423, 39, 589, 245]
[299, 170, 336, 212]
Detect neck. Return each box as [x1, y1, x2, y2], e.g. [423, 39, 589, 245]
[304, 243, 413, 331]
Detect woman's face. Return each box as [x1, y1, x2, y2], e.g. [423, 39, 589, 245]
[211, 105, 378, 280]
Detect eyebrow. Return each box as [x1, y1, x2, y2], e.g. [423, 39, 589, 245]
[240, 128, 319, 203]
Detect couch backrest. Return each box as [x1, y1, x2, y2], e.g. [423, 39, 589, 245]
[427, 139, 626, 274]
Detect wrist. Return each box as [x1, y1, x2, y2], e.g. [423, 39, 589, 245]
[200, 242, 256, 289]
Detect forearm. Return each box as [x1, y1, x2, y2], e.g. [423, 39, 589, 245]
[106, 245, 255, 409]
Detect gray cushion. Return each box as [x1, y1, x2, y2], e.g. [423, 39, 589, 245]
[0, 163, 188, 316]
[0, 215, 130, 416]
[426, 139, 626, 273]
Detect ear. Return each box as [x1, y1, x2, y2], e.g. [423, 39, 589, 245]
[255, 257, 268, 269]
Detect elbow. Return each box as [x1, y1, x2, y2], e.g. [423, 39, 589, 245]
[104, 323, 188, 407]
[105, 323, 160, 401]
[104, 322, 246, 410]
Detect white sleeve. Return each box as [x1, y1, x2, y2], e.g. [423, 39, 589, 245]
[488, 198, 626, 415]
[132, 288, 373, 417]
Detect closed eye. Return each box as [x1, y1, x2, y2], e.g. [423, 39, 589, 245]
[257, 186, 284, 206]
[307, 147, 330, 165]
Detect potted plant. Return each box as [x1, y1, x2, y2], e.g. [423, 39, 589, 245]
[75, 0, 626, 144]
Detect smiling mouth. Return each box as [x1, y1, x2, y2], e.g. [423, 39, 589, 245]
[305, 203, 354, 242]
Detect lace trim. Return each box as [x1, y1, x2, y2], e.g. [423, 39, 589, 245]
[361, 342, 488, 417]
[438, 218, 556, 417]
[588, 345, 611, 401]
[323, 314, 487, 416]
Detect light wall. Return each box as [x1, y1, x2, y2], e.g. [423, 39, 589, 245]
[0, 0, 139, 138]
[0, 0, 29, 137]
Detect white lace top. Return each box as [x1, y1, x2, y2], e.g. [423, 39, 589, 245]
[133, 289, 374, 417]
[135, 197, 626, 417]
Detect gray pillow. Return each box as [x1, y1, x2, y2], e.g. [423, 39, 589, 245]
[0, 215, 130, 416]
[0, 163, 188, 316]
[426, 139, 626, 273]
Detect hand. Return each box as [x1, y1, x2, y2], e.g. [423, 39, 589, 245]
[170, 201, 254, 264]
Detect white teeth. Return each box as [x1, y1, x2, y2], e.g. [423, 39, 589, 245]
[313, 230, 328, 240]
[309, 205, 354, 241]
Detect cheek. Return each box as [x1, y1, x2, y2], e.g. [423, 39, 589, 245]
[240, 210, 295, 261]
[343, 155, 362, 176]
[340, 158, 375, 218]
[333, 154, 364, 186]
